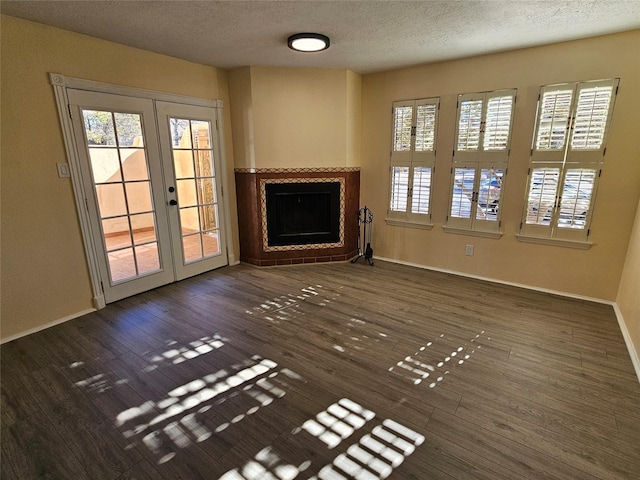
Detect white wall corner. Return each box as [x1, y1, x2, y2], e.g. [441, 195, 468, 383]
[613, 303, 640, 384]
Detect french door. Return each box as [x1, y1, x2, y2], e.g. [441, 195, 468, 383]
[68, 90, 227, 303]
[156, 101, 227, 280]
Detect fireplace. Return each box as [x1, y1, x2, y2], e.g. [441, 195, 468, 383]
[235, 168, 360, 266]
[265, 181, 341, 247]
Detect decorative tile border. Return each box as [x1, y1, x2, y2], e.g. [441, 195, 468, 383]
[236, 167, 360, 174]
[260, 177, 346, 252]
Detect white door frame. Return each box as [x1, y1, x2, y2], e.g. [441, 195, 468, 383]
[50, 73, 237, 309]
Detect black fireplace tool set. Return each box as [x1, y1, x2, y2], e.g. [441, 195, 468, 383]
[351, 206, 374, 266]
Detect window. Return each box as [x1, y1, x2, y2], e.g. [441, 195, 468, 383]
[519, 79, 618, 245]
[445, 89, 516, 235]
[387, 98, 439, 227]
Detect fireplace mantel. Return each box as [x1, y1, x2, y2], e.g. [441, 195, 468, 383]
[235, 167, 360, 266]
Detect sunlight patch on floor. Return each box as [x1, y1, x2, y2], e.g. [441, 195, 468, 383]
[388, 330, 488, 388]
[220, 398, 424, 480]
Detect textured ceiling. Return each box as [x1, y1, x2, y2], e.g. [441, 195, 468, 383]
[2, 0, 639, 74]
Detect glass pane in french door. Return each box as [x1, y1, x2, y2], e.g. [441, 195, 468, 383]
[169, 118, 221, 263]
[83, 109, 161, 283]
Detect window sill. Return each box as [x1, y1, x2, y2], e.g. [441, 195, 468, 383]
[442, 226, 502, 239]
[385, 218, 434, 230]
[516, 234, 592, 249]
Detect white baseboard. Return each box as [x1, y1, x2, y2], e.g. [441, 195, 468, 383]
[375, 255, 612, 304]
[1, 308, 96, 345]
[613, 304, 640, 384]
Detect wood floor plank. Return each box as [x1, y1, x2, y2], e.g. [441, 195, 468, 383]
[1, 412, 92, 480]
[115, 459, 165, 480]
[455, 397, 640, 479]
[0, 370, 43, 427]
[427, 408, 601, 480]
[614, 409, 640, 444]
[418, 431, 517, 480]
[447, 368, 626, 445]
[0, 339, 44, 374]
[0, 388, 19, 429]
[42, 395, 144, 480]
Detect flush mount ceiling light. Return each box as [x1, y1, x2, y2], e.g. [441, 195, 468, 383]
[287, 33, 330, 52]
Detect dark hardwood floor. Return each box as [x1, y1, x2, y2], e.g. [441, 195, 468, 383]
[2, 260, 639, 479]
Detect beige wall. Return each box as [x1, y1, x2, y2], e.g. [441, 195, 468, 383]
[0, 15, 238, 340]
[361, 30, 640, 301]
[617, 195, 640, 364]
[346, 70, 362, 168]
[227, 67, 255, 169]
[228, 66, 362, 169]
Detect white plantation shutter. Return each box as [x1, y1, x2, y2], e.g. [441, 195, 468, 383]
[448, 89, 515, 233]
[475, 167, 504, 223]
[448, 164, 505, 231]
[480, 90, 516, 162]
[533, 80, 616, 159]
[455, 90, 515, 161]
[571, 87, 612, 150]
[569, 79, 617, 164]
[522, 166, 598, 239]
[390, 101, 413, 216]
[483, 95, 514, 151]
[389, 98, 439, 224]
[557, 169, 596, 229]
[534, 87, 573, 155]
[521, 78, 618, 243]
[415, 104, 437, 152]
[411, 166, 432, 215]
[457, 99, 483, 151]
[450, 167, 476, 221]
[393, 105, 413, 152]
[525, 167, 560, 228]
[390, 166, 409, 212]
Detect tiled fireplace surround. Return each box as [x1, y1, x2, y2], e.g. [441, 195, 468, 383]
[235, 168, 360, 266]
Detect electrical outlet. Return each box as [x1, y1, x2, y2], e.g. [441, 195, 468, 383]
[465, 245, 474, 256]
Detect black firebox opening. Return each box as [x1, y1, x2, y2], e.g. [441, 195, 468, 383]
[266, 182, 340, 246]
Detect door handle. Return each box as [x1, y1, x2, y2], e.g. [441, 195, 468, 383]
[169, 199, 178, 206]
